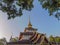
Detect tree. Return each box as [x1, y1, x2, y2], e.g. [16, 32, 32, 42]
[9, 37, 19, 42]
[39, 0, 60, 20]
[0, 0, 34, 19]
[0, 42, 4, 45]
[0, 38, 7, 45]
[54, 36, 60, 42]
[49, 35, 55, 42]
[0, 0, 60, 20]
[49, 36, 60, 42]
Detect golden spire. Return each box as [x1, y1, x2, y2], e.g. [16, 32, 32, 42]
[28, 15, 32, 28]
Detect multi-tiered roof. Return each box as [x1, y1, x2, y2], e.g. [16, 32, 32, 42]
[7, 16, 50, 45]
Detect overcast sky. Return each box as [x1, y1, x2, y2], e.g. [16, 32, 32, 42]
[0, 0, 60, 41]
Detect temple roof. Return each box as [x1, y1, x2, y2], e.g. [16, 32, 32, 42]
[7, 40, 32, 44]
[20, 32, 33, 35]
[7, 16, 50, 45]
[13, 32, 48, 44]
[25, 27, 37, 30]
[29, 32, 46, 44]
[7, 32, 49, 44]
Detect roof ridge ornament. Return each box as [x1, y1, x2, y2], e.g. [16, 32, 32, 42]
[9, 32, 13, 42]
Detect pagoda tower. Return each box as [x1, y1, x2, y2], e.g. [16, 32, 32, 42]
[19, 16, 37, 41]
[7, 16, 51, 45]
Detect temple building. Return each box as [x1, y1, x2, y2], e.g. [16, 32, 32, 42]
[7, 17, 51, 45]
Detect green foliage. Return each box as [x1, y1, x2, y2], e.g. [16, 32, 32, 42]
[0, 38, 7, 45]
[10, 37, 19, 42]
[0, 0, 60, 20]
[0, 38, 6, 42]
[39, 0, 60, 20]
[55, 37, 60, 42]
[49, 35, 55, 42]
[49, 35, 60, 42]
[0, 0, 34, 19]
[0, 42, 4, 45]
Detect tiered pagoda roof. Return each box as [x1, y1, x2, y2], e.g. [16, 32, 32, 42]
[7, 16, 50, 45]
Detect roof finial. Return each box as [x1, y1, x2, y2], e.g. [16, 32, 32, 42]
[28, 15, 32, 28]
[10, 32, 13, 42]
[29, 15, 31, 24]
